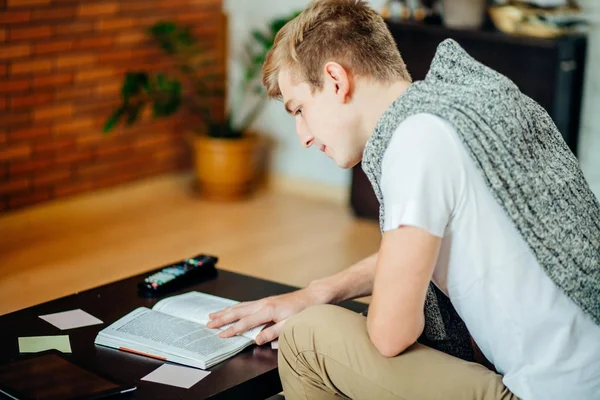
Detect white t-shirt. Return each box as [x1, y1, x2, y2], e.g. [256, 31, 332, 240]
[380, 113, 600, 400]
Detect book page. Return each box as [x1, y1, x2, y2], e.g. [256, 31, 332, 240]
[98, 308, 251, 363]
[152, 292, 265, 341]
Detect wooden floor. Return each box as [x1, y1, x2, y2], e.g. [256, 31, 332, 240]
[0, 173, 380, 316]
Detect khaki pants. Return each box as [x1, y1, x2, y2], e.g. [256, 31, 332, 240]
[278, 304, 519, 400]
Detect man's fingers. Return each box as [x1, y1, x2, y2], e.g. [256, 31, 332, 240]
[218, 325, 237, 338]
[207, 301, 259, 329]
[207, 307, 231, 323]
[255, 319, 287, 345]
[208, 301, 252, 319]
[208, 307, 228, 319]
[216, 306, 272, 338]
[207, 309, 242, 329]
[226, 308, 275, 337]
[208, 303, 243, 321]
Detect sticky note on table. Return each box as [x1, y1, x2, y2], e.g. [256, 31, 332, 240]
[39, 309, 103, 330]
[141, 364, 210, 389]
[19, 335, 72, 353]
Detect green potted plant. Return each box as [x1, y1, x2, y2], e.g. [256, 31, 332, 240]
[103, 12, 299, 200]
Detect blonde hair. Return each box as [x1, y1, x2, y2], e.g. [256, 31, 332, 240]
[262, 0, 411, 100]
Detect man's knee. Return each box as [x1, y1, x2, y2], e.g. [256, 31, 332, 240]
[279, 305, 353, 379]
[278, 305, 355, 398]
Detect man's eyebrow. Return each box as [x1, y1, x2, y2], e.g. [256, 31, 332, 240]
[284, 100, 295, 115]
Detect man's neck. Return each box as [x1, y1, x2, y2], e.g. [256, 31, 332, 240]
[357, 79, 412, 145]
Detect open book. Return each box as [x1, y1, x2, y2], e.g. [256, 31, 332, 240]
[94, 292, 264, 370]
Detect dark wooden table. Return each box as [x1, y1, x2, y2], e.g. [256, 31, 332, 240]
[0, 267, 365, 399]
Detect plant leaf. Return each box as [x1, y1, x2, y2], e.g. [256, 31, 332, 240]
[121, 72, 148, 102]
[163, 96, 181, 116]
[103, 106, 126, 133]
[152, 99, 166, 117]
[150, 21, 176, 37]
[121, 72, 137, 102]
[156, 73, 168, 91]
[150, 21, 177, 54]
[126, 103, 143, 126]
[176, 26, 194, 47]
[252, 54, 265, 67]
[136, 72, 149, 89]
[251, 29, 270, 47]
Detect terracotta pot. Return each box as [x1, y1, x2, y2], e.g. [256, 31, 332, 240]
[188, 133, 264, 201]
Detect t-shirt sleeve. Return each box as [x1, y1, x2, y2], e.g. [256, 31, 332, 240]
[380, 113, 465, 237]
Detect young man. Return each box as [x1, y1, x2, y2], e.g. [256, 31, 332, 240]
[207, 1, 600, 399]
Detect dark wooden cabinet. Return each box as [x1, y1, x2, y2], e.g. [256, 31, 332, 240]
[351, 20, 588, 220]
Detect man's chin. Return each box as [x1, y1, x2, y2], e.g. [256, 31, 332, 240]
[336, 158, 361, 170]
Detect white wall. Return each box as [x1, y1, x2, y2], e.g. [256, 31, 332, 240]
[578, 0, 600, 199]
[224, 0, 599, 198]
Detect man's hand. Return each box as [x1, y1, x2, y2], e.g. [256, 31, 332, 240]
[206, 289, 321, 345]
[207, 251, 379, 345]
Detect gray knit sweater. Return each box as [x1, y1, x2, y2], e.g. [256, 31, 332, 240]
[361, 39, 600, 361]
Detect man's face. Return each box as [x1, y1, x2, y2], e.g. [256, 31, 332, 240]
[278, 67, 363, 169]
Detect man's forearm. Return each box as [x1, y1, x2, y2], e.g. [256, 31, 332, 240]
[307, 252, 378, 305]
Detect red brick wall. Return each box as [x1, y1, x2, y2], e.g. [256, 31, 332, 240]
[0, 0, 224, 211]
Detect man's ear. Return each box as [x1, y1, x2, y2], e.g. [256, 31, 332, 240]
[323, 61, 352, 103]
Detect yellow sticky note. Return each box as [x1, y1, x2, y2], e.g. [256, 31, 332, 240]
[18, 335, 72, 353]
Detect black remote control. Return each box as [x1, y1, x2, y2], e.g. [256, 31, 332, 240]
[137, 254, 219, 297]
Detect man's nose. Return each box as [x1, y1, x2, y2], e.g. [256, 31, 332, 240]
[296, 123, 313, 148]
[300, 135, 314, 148]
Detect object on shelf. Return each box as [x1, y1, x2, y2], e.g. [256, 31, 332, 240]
[441, 0, 487, 29]
[489, 1, 588, 38]
[381, 0, 409, 20]
[494, 0, 568, 7]
[381, 0, 441, 23]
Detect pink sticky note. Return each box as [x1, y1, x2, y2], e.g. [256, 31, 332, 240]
[142, 364, 210, 389]
[39, 309, 103, 330]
